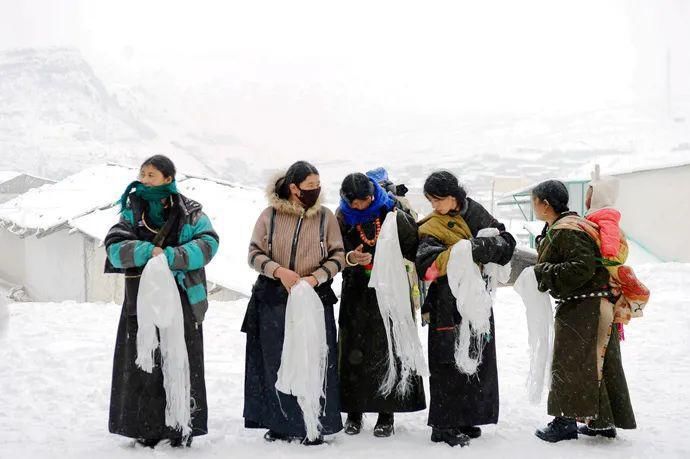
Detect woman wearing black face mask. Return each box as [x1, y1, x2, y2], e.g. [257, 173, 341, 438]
[243, 161, 346, 445]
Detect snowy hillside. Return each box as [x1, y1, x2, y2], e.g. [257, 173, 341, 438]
[0, 48, 214, 179]
[0, 262, 688, 458]
[1, 47, 688, 210]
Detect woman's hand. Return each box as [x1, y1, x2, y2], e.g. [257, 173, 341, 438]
[347, 244, 373, 266]
[301, 275, 318, 288]
[275, 267, 300, 292]
[152, 247, 164, 257]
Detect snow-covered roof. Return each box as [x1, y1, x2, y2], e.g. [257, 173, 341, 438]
[178, 178, 264, 297]
[70, 176, 266, 297]
[608, 158, 690, 176]
[498, 159, 690, 203]
[0, 171, 22, 184]
[0, 164, 136, 237]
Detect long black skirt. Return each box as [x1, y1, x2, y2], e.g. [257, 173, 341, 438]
[242, 276, 343, 437]
[426, 280, 499, 428]
[338, 270, 426, 414]
[108, 287, 208, 440]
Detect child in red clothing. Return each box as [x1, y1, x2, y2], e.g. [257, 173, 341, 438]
[585, 166, 650, 328]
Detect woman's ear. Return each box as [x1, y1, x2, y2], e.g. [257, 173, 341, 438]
[289, 183, 300, 196]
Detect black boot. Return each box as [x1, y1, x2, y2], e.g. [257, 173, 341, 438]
[170, 435, 193, 447]
[430, 428, 470, 447]
[373, 412, 394, 438]
[344, 412, 363, 435]
[135, 438, 160, 448]
[458, 426, 482, 439]
[535, 417, 578, 443]
[302, 435, 324, 446]
[578, 424, 617, 439]
[264, 430, 290, 442]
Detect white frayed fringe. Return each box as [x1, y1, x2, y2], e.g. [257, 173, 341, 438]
[135, 254, 191, 437]
[275, 281, 329, 442]
[513, 266, 554, 404]
[446, 228, 511, 375]
[369, 211, 429, 398]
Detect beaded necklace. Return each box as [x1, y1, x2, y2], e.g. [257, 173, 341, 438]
[356, 218, 381, 247]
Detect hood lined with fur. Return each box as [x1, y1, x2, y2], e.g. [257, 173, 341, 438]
[265, 172, 323, 218]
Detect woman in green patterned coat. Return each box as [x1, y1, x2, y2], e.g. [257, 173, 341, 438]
[531, 180, 635, 442]
[105, 155, 219, 448]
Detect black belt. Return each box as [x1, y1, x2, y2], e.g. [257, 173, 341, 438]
[555, 290, 614, 306]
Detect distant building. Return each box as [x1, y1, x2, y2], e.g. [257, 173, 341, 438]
[496, 161, 690, 263]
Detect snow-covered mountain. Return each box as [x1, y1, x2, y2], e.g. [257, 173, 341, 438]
[1, 46, 688, 204]
[0, 48, 229, 180]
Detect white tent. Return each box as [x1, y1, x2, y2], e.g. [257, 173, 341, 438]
[69, 175, 264, 302]
[496, 160, 690, 262]
[611, 161, 690, 263]
[0, 171, 53, 204]
[0, 164, 136, 302]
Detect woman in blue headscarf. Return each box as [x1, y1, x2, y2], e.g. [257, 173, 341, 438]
[336, 173, 426, 438]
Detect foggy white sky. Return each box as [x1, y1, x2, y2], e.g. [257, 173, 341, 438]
[4, 0, 688, 112]
[1, 0, 689, 163]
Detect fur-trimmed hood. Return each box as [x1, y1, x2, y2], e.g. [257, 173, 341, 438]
[265, 171, 323, 218]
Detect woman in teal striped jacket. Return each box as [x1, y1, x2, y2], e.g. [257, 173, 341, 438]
[104, 155, 219, 449]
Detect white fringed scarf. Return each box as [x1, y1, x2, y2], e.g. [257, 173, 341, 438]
[446, 228, 511, 375]
[369, 211, 429, 397]
[513, 266, 554, 404]
[275, 281, 329, 441]
[135, 254, 192, 437]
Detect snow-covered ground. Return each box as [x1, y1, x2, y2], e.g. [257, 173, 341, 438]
[1, 263, 689, 458]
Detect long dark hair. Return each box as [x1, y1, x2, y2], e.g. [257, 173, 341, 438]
[532, 180, 569, 213]
[141, 154, 176, 179]
[423, 171, 468, 210]
[275, 161, 319, 199]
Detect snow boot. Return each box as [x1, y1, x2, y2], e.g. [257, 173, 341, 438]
[170, 435, 193, 447]
[302, 435, 324, 446]
[373, 413, 394, 438]
[458, 426, 482, 439]
[344, 413, 363, 435]
[135, 438, 161, 448]
[578, 424, 617, 439]
[263, 430, 290, 442]
[535, 417, 578, 443]
[430, 428, 470, 447]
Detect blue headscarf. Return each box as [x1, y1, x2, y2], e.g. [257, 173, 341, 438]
[339, 177, 396, 226]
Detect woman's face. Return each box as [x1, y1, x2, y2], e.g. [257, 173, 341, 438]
[139, 165, 172, 187]
[289, 173, 320, 197]
[532, 195, 550, 221]
[585, 186, 593, 210]
[427, 195, 458, 215]
[350, 195, 374, 210]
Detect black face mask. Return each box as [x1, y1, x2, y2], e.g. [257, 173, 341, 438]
[298, 186, 321, 209]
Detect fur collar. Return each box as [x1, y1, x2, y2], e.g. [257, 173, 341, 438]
[265, 172, 323, 218]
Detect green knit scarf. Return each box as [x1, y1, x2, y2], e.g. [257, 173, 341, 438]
[120, 180, 179, 228]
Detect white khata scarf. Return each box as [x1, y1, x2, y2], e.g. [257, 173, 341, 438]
[275, 281, 329, 442]
[136, 254, 192, 437]
[513, 266, 554, 404]
[446, 228, 511, 375]
[369, 211, 429, 397]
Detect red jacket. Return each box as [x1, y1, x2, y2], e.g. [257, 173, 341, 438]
[586, 208, 622, 259]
